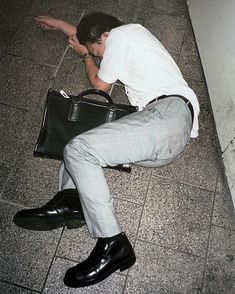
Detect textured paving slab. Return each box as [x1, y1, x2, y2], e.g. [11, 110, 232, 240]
[104, 165, 152, 205]
[113, 0, 143, 23]
[0, 104, 29, 168]
[213, 191, 235, 231]
[0, 281, 36, 293]
[0, 165, 11, 191]
[144, 14, 187, 55]
[203, 226, 235, 294]
[6, 16, 67, 66]
[2, 136, 59, 207]
[138, 175, 214, 257]
[150, 0, 189, 17]
[179, 22, 205, 82]
[187, 79, 212, 113]
[110, 84, 129, 104]
[0, 30, 14, 57]
[43, 257, 126, 294]
[0, 0, 32, 31]
[0, 202, 62, 291]
[0, 54, 55, 110]
[125, 240, 204, 293]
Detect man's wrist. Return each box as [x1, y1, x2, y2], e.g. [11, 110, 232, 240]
[81, 52, 91, 62]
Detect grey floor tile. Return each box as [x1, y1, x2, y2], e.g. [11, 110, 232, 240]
[56, 226, 96, 264]
[43, 257, 126, 294]
[6, 16, 67, 65]
[124, 240, 204, 294]
[2, 137, 59, 207]
[0, 0, 33, 31]
[30, 0, 84, 23]
[138, 176, 214, 257]
[179, 22, 205, 82]
[181, 21, 199, 58]
[0, 54, 55, 110]
[2, 106, 59, 206]
[61, 0, 140, 24]
[150, 0, 189, 17]
[187, 79, 211, 112]
[216, 163, 230, 194]
[179, 53, 205, 82]
[104, 165, 152, 205]
[0, 30, 14, 57]
[69, 0, 119, 24]
[0, 202, 62, 291]
[110, 84, 129, 104]
[114, 0, 142, 23]
[144, 14, 187, 55]
[203, 226, 235, 294]
[51, 49, 90, 95]
[213, 191, 235, 231]
[0, 104, 29, 168]
[0, 281, 35, 293]
[152, 108, 220, 191]
[0, 165, 10, 191]
[57, 198, 141, 261]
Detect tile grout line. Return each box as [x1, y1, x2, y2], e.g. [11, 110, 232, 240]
[0, 198, 31, 209]
[199, 171, 218, 291]
[135, 237, 205, 259]
[40, 227, 66, 293]
[177, 16, 189, 65]
[122, 169, 154, 293]
[150, 173, 217, 194]
[212, 223, 235, 232]
[0, 278, 41, 293]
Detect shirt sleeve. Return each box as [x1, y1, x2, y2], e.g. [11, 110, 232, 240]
[98, 30, 130, 84]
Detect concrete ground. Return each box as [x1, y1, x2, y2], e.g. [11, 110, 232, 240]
[0, 0, 234, 293]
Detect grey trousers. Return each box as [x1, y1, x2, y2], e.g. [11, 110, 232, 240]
[59, 97, 192, 238]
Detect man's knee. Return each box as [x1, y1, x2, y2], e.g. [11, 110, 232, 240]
[63, 137, 100, 165]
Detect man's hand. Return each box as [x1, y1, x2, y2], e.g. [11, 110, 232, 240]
[35, 16, 61, 30]
[68, 35, 89, 56]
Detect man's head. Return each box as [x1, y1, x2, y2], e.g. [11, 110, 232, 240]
[76, 12, 123, 58]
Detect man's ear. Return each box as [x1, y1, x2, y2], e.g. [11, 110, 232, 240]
[100, 32, 109, 42]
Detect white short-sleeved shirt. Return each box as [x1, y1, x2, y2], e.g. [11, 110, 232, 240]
[98, 24, 200, 138]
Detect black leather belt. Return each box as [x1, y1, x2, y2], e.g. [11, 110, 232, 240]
[148, 94, 194, 122]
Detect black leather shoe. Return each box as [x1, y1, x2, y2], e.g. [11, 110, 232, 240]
[13, 189, 85, 231]
[64, 232, 136, 288]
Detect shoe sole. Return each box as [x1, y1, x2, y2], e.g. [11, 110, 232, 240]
[63, 255, 136, 288]
[13, 216, 86, 231]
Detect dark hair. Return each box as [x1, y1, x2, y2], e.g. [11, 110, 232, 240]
[76, 12, 124, 45]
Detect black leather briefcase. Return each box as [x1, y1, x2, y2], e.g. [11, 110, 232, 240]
[34, 88, 137, 171]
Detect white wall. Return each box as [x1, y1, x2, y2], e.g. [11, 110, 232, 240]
[188, 0, 235, 207]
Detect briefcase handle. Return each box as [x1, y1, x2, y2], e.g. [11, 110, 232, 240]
[78, 88, 114, 105]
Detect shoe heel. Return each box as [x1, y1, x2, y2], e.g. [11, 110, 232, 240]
[66, 219, 86, 229]
[120, 256, 136, 272]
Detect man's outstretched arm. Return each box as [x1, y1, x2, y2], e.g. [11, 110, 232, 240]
[35, 16, 76, 36]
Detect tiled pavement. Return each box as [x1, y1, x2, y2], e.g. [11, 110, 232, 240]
[0, 0, 234, 293]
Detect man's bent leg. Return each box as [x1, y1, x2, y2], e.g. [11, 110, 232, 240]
[63, 139, 122, 238]
[62, 98, 191, 288]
